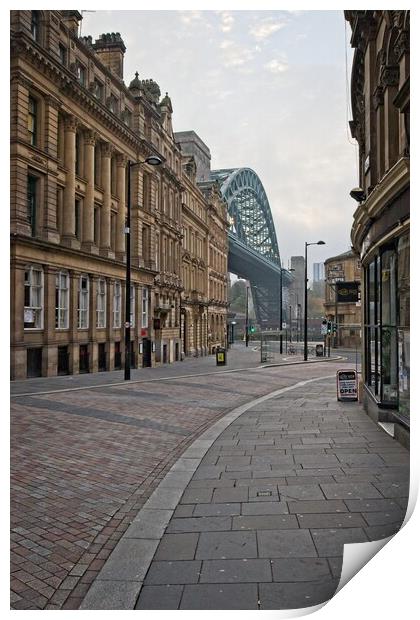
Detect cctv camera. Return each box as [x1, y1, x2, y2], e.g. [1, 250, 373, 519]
[350, 187, 366, 203]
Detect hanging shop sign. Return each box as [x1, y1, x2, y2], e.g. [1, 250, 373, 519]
[336, 369, 358, 401]
[336, 282, 360, 303]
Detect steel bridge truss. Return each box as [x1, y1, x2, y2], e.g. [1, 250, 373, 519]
[211, 168, 292, 328]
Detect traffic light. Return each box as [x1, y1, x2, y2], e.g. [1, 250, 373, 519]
[332, 322, 337, 334]
[249, 325, 256, 334]
[327, 320, 332, 335]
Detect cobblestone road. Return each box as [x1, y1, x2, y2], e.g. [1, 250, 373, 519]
[11, 350, 338, 610]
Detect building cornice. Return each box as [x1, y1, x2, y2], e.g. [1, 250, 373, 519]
[351, 157, 409, 252]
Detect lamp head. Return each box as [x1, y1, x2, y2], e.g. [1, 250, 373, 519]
[349, 187, 366, 203]
[145, 155, 163, 166]
[317, 240, 326, 245]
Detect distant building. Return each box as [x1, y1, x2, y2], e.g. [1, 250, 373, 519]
[289, 256, 305, 341]
[345, 10, 410, 445]
[323, 251, 361, 348]
[313, 262, 325, 283]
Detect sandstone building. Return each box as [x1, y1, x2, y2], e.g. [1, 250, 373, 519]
[10, 10, 228, 379]
[177, 132, 229, 356]
[345, 10, 410, 444]
[323, 250, 361, 348]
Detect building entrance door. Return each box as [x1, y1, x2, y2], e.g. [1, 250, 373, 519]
[98, 343, 107, 371]
[27, 347, 42, 378]
[57, 346, 69, 375]
[142, 338, 152, 367]
[79, 344, 89, 373]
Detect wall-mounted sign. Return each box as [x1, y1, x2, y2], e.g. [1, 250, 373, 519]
[336, 369, 358, 401]
[336, 282, 360, 303]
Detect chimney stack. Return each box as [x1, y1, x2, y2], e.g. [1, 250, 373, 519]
[93, 32, 126, 79]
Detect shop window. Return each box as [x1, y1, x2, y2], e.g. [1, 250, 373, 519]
[24, 265, 43, 329]
[397, 234, 410, 423]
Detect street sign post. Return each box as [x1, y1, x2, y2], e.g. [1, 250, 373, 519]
[336, 369, 358, 401]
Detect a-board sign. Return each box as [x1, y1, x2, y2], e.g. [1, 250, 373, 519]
[336, 369, 358, 401]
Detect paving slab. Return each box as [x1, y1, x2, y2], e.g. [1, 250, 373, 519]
[135, 585, 184, 609]
[257, 530, 318, 558]
[271, 558, 331, 582]
[180, 583, 259, 609]
[195, 531, 257, 559]
[259, 580, 338, 609]
[144, 561, 201, 585]
[154, 533, 199, 561]
[199, 558, 272, 583]
[74, 369, 409, 611]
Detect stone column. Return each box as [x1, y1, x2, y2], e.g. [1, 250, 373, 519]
[62, 115, 79, 249]
[82, 129, 97, 253]
[381, 65, 400, 171]
[116, 153, 127, 261]
[100, 142, 114, 258]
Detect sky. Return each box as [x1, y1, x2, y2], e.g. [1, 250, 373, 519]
[82, 8, 358, 278]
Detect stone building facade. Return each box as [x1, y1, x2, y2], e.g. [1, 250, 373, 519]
[323, 250, 361, 348]
[10, 10, 227, 379]
[176, 131, 229, 357]
[345, 10, 410, 444]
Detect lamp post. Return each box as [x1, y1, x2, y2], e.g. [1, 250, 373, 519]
[245, 284, 249, 347]
[304, 241, 325, 361]
[125, 155, 162, 381]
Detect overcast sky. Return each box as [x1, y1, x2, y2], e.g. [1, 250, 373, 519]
[83, 9, 359, 278]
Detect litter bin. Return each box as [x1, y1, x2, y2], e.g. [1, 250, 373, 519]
[216, 347, 227, 366]
[315, 344, 324, 357]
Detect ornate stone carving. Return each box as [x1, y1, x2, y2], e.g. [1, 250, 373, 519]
[116, 153, 128, 167]
[394, 30, 409, 60]
[83, 129, 97, 146]
[45, 95, 62, 110]
[101, 142, 114, 158]
[64, 115, 78, 132]
[140, 79, 161, 105]
[380, 65, 399, 88]
[373, 85, 384, 109]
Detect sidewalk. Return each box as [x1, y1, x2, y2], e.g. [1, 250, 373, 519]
[80, 374, 409, 610]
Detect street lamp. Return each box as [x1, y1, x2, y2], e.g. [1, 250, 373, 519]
[125, 155, 163, 381]
[304, 241, 325, 361]
[245, 284, 249, 347]
[279, 267, 295, 354]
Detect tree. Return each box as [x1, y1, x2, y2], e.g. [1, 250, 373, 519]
[229, 280, 247, 313]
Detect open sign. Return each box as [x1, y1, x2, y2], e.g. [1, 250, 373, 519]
[336, 369, 358, 401]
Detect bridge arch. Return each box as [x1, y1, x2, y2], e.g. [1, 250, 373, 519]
[210, 168, 280, 266]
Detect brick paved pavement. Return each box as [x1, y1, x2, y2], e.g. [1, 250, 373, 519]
[11, 352, 340, 609]
[79, 373, 409, 610]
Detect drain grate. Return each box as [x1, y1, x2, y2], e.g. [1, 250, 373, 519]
[256, 491, 272, 497]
